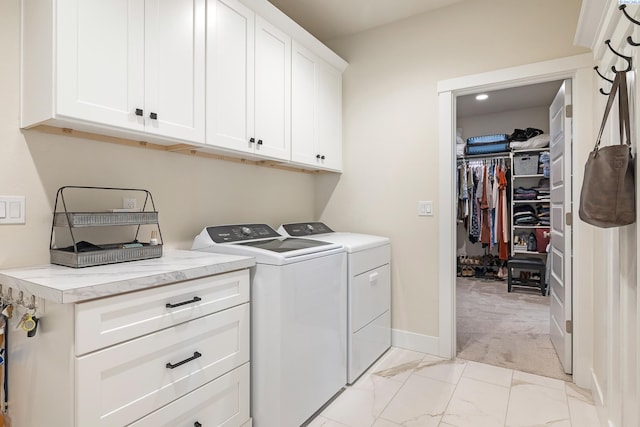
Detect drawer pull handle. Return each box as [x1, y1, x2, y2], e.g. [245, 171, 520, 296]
[166, 351, 202, 369]
[194, 423, 202, 427]
[165, 296, 202, 309]
[369, 272, 379, 283]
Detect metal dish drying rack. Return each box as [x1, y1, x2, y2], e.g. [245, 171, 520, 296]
[49, 186, 163, 268]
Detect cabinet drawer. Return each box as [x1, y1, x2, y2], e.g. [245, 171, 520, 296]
[349, 244, 390, 276]
[349, 310, 391, 383]
[129, 362, 250, 427]
[351, 264, 390, 333]
[76, 303, 250, 427]
[75, 269, 249, 355]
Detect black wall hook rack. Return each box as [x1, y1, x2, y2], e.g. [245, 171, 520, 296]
[605, 39, 633, 72]
[618, 5, 640, 46]
[619, 4, 640, 26]
[594, 66, 613, 96]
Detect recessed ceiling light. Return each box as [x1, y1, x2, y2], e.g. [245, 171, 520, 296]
[475, 94, 489, 101]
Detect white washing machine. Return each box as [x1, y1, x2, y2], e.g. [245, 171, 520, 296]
[192, 224, 347, 427]
[279, 222, 391, 384]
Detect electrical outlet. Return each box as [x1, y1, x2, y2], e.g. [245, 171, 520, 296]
[122, 198, 137, 210]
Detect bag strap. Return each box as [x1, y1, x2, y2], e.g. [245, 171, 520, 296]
[594, 71, 621, 151]
[618, 71, 632, 149]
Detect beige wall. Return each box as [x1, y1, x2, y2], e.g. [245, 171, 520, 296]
[317, 0, 589, 337]
[2, 0, 590, 344]
[0, 0, 316, 268]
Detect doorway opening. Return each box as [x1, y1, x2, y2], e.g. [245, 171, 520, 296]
[453, 80, 571, 381]
[436, 54, 594, 385]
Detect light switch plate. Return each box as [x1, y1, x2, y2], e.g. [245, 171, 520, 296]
[418, 200, 433, 216]
[0, 196, 25, 224]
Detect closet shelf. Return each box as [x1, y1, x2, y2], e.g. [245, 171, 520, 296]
[513, 174, 545, 178]
[513, 250, 547, 255]
[512, 148, 549, 154]
[514, 225, 550, 229]
[512, 200, 550, 204]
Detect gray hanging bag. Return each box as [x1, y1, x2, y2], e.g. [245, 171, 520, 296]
[579, 71, 635, 228]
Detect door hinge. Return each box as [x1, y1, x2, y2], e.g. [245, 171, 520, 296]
[566, 320, 573, 334]
[566, 105, 573, 118]
[566, 212, 573, 226]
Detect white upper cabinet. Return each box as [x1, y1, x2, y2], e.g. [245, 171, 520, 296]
[23, 0, 205, 144]
[55, 0, 145, 132]
[207, 0, 291, 161]
[291, 42, 343, 171]
[144, 0, 206, 142]
[22, 0, 346, 171]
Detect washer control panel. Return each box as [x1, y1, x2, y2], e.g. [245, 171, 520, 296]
[281, 222, 334, 236]
[206, 224, 280, 243]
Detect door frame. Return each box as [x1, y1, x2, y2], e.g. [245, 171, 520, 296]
[437, 53, 595, 387]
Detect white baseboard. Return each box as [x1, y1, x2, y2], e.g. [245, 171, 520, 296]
[591, 369, 611, 427]
[391, 329, 440, 356]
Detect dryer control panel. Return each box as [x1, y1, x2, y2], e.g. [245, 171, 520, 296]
[281, 222, 334, 236]
[206, 224, 281, 243]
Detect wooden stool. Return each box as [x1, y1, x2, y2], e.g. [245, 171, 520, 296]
[507, 258, 547, 295]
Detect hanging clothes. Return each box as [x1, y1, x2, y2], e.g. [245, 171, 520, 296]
[480, 166, 491, 246]
[498, 165, 510, 260]
[469, 169, 480, 243]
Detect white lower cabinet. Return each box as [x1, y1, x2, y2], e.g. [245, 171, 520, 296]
[5, 268, 252, 427]
[76, 304, 250, 426]
[129, 362, 250, 427]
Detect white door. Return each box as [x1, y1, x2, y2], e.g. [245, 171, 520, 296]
[549, 79, 573, 374]
[145, 0, 205, 143]
[254, 16, 291, 160]
[206, 0, 255, 153]
[57, 0, 145, 130]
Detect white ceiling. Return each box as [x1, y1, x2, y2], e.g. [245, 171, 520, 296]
[456, 81, 564, 118]
[267, 0, 464, 42]
[266, 0, 564, 118]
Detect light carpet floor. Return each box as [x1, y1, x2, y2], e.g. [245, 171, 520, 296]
[456, 276, 572, 382]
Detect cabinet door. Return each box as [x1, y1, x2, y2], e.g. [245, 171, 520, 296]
[254, 16, 291, 160]
[57, 0, 145, 131]
[145, 0, 205, 143]
[316, 61, 343, 171]
[206, 0, 255, 153]
[291, 43, 343, 171]
[291, 42, 319, 165]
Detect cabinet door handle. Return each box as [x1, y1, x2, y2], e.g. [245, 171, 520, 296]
[316, 154, 321, 159]
[257, 139, 263, 145]
[194, 423, 202, 427]
[166, 351, 202, 369]
[149, 112, 158, 120]
[249, 137, 255, 143]
[165, 296, 202, 309]
[321, 155, 326, 160]
[135, 108, 144, 116]
[369, 272, 379, 283]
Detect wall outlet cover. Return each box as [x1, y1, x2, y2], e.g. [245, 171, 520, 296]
[122, 198, 137, 209]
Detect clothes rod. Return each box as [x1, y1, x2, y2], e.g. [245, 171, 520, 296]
[457, 153, 511, 161]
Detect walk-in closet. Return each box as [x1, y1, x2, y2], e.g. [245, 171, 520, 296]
[454, 80, 571, 381]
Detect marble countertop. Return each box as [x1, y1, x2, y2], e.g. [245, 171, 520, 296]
[0, 250, 255, 304]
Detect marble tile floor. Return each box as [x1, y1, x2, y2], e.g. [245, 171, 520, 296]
[308, 347, 600, 427]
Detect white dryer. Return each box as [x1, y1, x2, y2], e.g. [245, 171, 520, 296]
[193, 224, 347, 427]
[279, 222, 391, 384]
